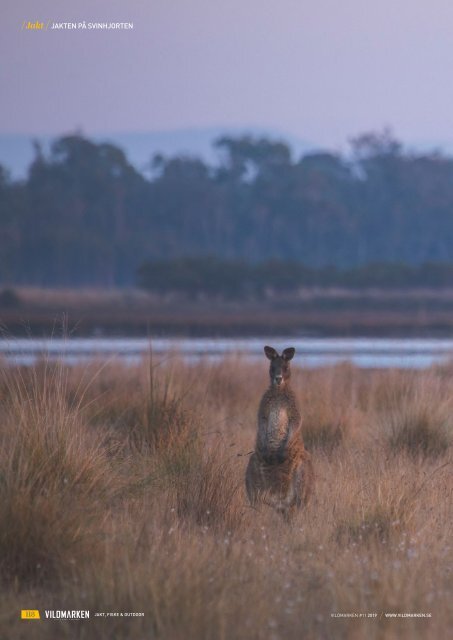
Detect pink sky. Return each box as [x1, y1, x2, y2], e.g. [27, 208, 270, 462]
[2, 0, 453, 148]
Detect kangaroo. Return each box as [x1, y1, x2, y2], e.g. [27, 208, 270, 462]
[245, 346, 313, 521]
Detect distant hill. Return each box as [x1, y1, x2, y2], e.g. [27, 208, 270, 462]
[0, 127, 313, 179]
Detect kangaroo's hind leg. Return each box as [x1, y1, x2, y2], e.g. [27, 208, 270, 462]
[293, 454, 314, 508]
[280, 502, 297, 523]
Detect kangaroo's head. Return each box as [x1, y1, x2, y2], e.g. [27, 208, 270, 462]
[264, 346, 295, 388]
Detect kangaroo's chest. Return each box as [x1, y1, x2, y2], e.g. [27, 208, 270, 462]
[259, 400, 290, 452]
[267, 405, 288, 438]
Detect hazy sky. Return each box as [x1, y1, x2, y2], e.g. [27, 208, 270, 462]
[3, 0, 453, 148]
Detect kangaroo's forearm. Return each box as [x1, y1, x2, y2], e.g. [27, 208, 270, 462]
[287, 413, 301, 438]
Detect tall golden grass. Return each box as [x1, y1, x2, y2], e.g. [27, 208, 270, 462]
[0, 356, 451, 639]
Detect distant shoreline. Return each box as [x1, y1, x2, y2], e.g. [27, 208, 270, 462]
[2, 287, 453, 338]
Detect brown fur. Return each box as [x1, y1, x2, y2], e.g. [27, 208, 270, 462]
[245, 346, 314, 521]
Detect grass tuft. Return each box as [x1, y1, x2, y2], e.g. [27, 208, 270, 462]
[377, 374, 453, 458]
[0, 364, 117, 586]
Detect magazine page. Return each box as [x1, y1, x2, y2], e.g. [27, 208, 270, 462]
[1, 2, 450, 638]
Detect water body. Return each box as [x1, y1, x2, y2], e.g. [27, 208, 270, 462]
[1, 337, 453, 369]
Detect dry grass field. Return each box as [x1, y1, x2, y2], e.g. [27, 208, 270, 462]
[0, 354, 452, 639]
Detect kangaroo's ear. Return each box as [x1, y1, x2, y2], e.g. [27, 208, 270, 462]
[282, 347, 295, 361]
[264, 346, 278, 360]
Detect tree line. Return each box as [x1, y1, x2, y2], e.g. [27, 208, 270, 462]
[3, 131, 453, 288]
[138, 257, 453, 297]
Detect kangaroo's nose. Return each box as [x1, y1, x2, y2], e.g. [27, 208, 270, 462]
[275, 375, 283, 384]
